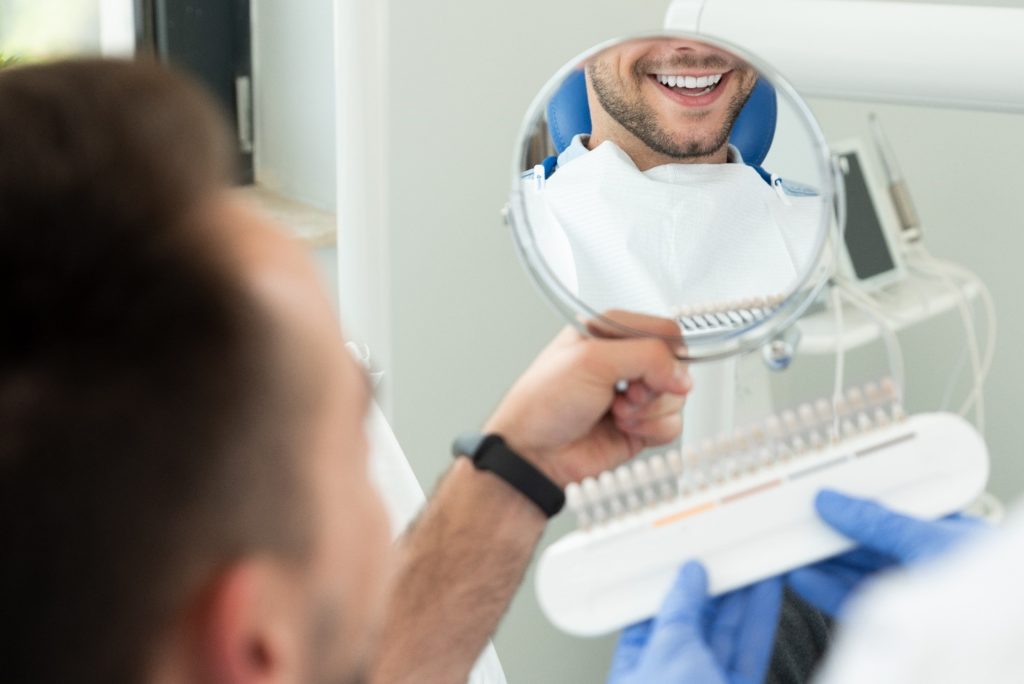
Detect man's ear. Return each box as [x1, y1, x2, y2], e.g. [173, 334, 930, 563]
[197, 559, 307, 684]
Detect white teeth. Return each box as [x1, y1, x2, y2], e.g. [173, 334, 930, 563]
[656, 73, 724, 90]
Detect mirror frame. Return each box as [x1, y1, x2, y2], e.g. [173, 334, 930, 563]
[507, 30, 844, 361]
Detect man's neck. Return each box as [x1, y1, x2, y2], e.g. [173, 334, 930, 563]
[586, 130, 729, 170]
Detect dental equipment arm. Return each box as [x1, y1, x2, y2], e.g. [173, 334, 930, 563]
[667, 0, 1024, 114]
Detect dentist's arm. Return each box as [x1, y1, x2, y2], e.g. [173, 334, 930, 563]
[368, 324, 690, 684]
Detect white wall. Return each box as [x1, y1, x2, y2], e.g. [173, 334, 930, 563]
[251, 0, 340, 317]
[252, 0, 337, 212]
[384, 2, 666, 681]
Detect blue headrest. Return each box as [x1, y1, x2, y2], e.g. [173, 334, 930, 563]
[546, 70, 778, 167]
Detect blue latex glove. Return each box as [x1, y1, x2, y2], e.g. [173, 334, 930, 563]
[607, 561, 782, 684]
[787, 489, 984, 616]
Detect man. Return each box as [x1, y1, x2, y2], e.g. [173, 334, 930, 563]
[532, 36, 820, 320]
[585, 36, 759, 169]
[0, 59, 691, 683]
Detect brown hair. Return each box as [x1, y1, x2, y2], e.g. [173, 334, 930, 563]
[0, 59, 309, 683]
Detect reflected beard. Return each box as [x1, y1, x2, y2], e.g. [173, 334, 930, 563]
[589, 60, 754, 161]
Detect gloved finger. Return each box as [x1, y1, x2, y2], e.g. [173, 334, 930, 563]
[642, 561, 710, 658]
[617, 411, 683, 447]
[785, 564, 862, 616]
[607, 620, 654, 678]
[707, 585, 754, 665]
[815, 490, 945, 562]
[728, 577, 784, 684]
[946, 513, 988, 532]
[800, 547, 897, 578]
[823, 547, 897, 573]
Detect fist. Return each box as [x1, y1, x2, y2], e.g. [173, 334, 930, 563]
[485, 315, 691, 487]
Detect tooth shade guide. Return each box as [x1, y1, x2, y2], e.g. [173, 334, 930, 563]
[562, 377, 906, 532]
[538, 404, 987, 637]
[674, 294, 786, 340]
[652, 501, 717, 527]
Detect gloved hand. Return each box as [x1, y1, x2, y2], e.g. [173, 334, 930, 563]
[787, 489, 984, 616]
[607, 561, 782, 684]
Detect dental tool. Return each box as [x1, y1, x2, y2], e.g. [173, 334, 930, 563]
[869, 113, 921, 242]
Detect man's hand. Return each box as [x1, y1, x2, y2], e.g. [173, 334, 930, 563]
[486, 321, 691, 487]
[787, 490, 985, 617]
[608, 562, 783, 684]
[369, 319, 690, 684]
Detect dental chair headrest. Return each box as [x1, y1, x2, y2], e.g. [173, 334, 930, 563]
[546, 69, 778, 167]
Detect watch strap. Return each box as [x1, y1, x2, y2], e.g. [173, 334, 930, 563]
[453, 433, 565, 518]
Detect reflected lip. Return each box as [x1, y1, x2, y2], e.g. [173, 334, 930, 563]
[650, 69, 732, 78]
[647, 70, 732, 108]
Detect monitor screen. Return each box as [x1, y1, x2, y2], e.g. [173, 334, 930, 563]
[838, 150, 897, 280]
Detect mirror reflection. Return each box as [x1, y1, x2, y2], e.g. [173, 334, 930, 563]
[514, 35, 832, 353]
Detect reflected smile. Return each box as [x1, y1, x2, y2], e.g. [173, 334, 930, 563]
[654, 71, 727, 96]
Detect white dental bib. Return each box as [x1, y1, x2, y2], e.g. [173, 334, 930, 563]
[528, 141, 820, 317]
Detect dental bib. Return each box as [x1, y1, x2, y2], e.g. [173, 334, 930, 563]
[529, 141, 820, 317]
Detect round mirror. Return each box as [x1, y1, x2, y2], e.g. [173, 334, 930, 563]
[508, 33, 841, 361]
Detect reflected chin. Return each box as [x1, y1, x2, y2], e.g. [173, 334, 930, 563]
[590, 61, 749, 162]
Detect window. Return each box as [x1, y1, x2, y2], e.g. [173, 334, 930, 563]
[137, 1, 254, 183]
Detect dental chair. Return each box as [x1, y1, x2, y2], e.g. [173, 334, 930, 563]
[543, 69, 778, 182]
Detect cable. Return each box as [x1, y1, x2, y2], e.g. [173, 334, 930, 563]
[939, 346, 970, 412]
[914, 256, 983, 429]
[833, 278, 907, 404]
[829, 153, 849, 438]
[830, 283, 845, 440]
[929, 255, 997, 402]
[904, 245, 996, 433]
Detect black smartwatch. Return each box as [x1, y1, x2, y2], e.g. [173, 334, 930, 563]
[452, 432, 565, 518]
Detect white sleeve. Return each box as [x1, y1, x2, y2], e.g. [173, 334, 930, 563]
[366, 403, 508, 684]
[814, 503, 1024, 684]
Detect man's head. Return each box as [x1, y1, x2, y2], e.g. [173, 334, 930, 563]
[585, 37, 759, 169]
[0, 60, 390, 683]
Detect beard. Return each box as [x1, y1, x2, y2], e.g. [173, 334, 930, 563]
[588, 52, 755, 161]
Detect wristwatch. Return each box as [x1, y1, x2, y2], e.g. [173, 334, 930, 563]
[452, 432, 565, 518]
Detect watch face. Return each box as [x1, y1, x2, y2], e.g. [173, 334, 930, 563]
[453, 432, 486, 459]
